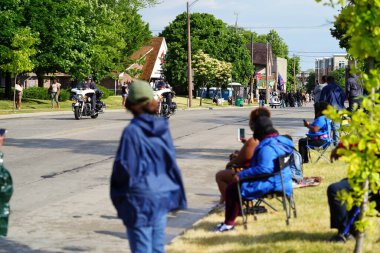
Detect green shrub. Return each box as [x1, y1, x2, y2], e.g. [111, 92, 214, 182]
[23, 87, 70, 101]
[23, 87, 50, 100]
[97, 84, 112, 99]
[58, 89, 70, 101]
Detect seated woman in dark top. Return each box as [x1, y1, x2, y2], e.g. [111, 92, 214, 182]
[298, 101, 329, 163]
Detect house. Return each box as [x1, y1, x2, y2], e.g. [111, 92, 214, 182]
[246, 43, 285, 97]
[100, 37, 168, 93]
[315, 54, 348, 82]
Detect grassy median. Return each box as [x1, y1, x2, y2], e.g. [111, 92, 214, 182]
[166, 155, 380, 253]
[0, 96, 255, 115]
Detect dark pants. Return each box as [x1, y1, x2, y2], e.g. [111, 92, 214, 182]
[298, 138, 326, 163]
[327, 179, 351, 233]
[347, 97, 362, 112]
[224, 182, 241, 226]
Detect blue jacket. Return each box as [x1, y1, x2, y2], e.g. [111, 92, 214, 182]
[319, 82, 346, 110]
[238, 135, 294, 200]
[110, 114, 187, 227]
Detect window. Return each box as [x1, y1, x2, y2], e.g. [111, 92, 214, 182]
[338, 61, 346, 69]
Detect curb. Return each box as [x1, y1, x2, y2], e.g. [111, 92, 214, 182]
[0, 109, 127, 120]
[0, 106, 258, 119]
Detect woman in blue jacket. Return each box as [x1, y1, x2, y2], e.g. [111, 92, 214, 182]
[110, 80, 187, 253]
[212, 116, 294, 232]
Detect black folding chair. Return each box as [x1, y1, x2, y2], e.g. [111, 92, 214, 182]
[237, 154, 297, 229]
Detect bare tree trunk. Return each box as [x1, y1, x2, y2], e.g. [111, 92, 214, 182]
[5, 72, 12, 99]
[36, 70, 44, 88]
[354, 179, 369, 253]
[199, 82, 205, 106]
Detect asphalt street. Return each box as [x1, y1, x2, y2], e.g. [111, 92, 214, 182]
[0, 105, 314, 252]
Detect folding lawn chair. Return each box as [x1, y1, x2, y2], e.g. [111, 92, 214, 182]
[237, 154, 297, 230]
[305, 118, 333, 163]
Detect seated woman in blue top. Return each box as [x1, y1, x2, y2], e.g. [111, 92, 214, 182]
[298, 101, 329, 163]
[212, 116, 295, 232]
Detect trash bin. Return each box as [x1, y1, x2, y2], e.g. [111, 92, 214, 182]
[236, 97, 244, 107]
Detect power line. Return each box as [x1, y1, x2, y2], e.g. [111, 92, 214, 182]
[289, 51, 346, 54]
[150, 24, 332, 32]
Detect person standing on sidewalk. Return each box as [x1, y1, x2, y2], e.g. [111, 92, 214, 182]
[319, 76, 345, 146]
[345, 66, 363, 112]
[50, 79, 61, 109]
[110, 80, 187, 253]
[313, 76, 327, 104]
[15, 80, 23, 110]
[121, 81, 129, 107]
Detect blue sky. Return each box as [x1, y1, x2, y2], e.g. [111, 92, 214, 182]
[139, 0, 346, 71]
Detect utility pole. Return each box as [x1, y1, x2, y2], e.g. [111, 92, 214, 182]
[234, 12, 239, 32]
[293, 54, 296, 93]
[249, 32, 254, 104]
[266, 42, 269, 104]
[187, 1, 193, 107]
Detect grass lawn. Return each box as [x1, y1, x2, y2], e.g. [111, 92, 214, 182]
[0, 96, 127, 115]
[166, 155, 380, 253]
[0, 96, 257, 114]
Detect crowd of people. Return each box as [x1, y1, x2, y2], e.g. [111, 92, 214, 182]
[1, 71, 377, 252]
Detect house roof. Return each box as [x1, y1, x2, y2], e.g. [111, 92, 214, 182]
[246, 43, 273, 66]
[128, 37, 165, 81]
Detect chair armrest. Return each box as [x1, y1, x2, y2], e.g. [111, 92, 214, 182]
[306, 133, 321, 138]
[239, 173, 277, 183]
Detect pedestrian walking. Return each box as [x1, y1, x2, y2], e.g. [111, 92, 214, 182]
[15, 80, 23, 110]
[49, 79, 61, 109]
[345, 66, 363, 112]
[110, 80, 187, 253]
[319, 76, 346, 146]
[121, 81, 129, 107]
[259, 91, 265, 107]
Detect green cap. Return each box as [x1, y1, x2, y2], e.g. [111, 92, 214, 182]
[128, 80, 154, 104]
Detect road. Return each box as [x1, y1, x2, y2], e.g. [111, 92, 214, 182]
[0, 105, 314, 252]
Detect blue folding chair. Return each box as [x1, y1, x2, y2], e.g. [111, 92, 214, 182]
[305, 119, 333, 163]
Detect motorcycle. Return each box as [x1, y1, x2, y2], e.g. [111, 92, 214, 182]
[71, 88, 106, 120]
[154, 88, 177, 118]
[269, 92, 281, 108]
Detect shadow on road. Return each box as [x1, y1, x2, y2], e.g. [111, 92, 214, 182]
[0, 238, 59, 253]
[175, 148, 232, 161]
[4, 138, 117, 156]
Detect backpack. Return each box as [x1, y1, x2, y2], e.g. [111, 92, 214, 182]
[290, 150, 303, 182]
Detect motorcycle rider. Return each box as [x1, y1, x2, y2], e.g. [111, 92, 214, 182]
[82, 76, 97, 115]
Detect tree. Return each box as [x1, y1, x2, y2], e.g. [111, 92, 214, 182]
[306, 71, 316, 94]
[286, 56, 301, 92]
[192, 50, 232, 105]
[316, 1, 380, 253]
[330, 68, 346, 90]
[18, 0, 153, 85]
[0, 27, 38, 109]
[0, 0, 26, 98]
[160, 13, 252, 89]
[256, 30, 289, 58]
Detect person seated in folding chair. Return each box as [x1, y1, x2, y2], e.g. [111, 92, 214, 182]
[215, 108, 271, 205]
[212, 116, 294, 232]
[298, 101, 330, 163]
[327, 144, 380, 242]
